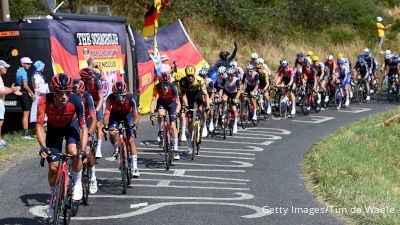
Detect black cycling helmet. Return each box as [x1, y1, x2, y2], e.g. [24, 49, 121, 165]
[296, 52, 304, 58]
[220, 51, 229, 60]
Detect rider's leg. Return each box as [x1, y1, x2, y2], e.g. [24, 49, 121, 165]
[180, 107, 187, 142]
[157, 108, 166, 141]
[95, 103, 104, 158]
[264, 92, 271, 114]
[251, 96, 257, 120]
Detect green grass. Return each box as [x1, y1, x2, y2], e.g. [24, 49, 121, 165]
[303, 108, 400, 225]
[0, 130, 39, 171]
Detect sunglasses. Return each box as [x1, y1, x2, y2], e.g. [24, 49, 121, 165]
[55, 90, 71, 96]
[187, 75, 195, 78]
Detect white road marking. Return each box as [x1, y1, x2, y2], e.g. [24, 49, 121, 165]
[73, 202, 270, 220]
[338, 107, 372, 113]
[98, 178, 246, 185]
[292, 115, 335, 124]
[244, 127, 291, 135]
[133, 152, 256, 160]
[28, 205, 48, 218]
[96, 168, 246, 173]
[91, 192, 253, 201]
[227, 134, 282, 140]
[138, 145, 264, 152]
[173, 161, 253, 168]
[201, 151, 255, 156]
[130, 202, 148, 208]
[129, 184, 250, 190]
[205, 139, 273, 146]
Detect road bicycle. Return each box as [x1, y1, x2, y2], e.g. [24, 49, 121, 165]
[355, 77, 369, 104]
[40, 151, 74, 225]
[276, 85, 292, 119]
[221, 100, 235, 139]
[240, 93, 258, 129]
[387, 74, 399, 102]
[103, 122, 136, 194]
[301, 82, 321, 115]
[152, 115, 174, 170]
[187, 107, 202, 160]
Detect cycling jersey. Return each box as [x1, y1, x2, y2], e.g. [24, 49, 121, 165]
[277, 67, 295, 84]
[235, 67, 245, 80]
[257, 69, 269, 89]
[325, 60, 336, 76]
[37, 93, 86, 128]
[179, 75, 207, 95]
[364, 56, 378, 74]
[302, 68, 316, 81]
[388, 60, 399, 76]
[334, 66, 351, 85]
[84, 77, 103, 101]
[242, 72, 260, 87]
[214, 74, 227, 91]
[222, 77, 240, 94]
[105, 93, 137, 116]
[82, 91, 96, 121]
[312, 62, 329, 79]
[355, 62, 369, 77]
[153, 83, 178, 105]
[205, 78, 215, 94]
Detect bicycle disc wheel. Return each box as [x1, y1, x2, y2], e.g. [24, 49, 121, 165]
[279, 95, 287, 119]
[119, 145, 128, 194]
[52, 173, 64, 225]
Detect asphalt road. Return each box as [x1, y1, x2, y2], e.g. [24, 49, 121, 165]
[0, 96, 397, 225]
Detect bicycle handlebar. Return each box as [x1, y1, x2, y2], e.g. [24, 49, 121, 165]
[39, 149, 73, 167]
[102, 124, 137, 141]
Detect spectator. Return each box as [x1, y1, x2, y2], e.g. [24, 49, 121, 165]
[30, 60, 49, 124]
[161, 54, 173, 74]
[0, 60, 22, 147]
[376, 16, 392, 54]
[16, 57, 35, 139]
[87, 58, 105, 81]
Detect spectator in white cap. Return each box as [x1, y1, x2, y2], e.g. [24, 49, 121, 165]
[376, 16, 392, 54]
[161, 54, 173, 74]
[0, 60, 22, 147]
[16, 57, 35, 139]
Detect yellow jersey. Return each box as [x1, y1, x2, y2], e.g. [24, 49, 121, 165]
[179, 75, 207, 95]
[376, 22, 385, 37]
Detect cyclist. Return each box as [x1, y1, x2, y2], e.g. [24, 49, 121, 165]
[180, 65, 210, 154]
[363, 49, 378, 93]
[71, 79, 98, 193]
[150, 73, 181, 160]
[219, 67, 242, 133]
[37, 73, 88, 218]
[103, 81, 140, 177]
[276, 60, 297, 116]
[256, 59, 272, 116]
[80, 68, 104, 159]
[387, 54, 399, 87]
[383, 52, 392, 77]
[294, 52, 306, 84]
[242, 64, 260, 121]
[302, 58, 318, 101]
[325, 54, 337, 77]
[333, 59, 352, 107]
[250, 53, 259, 67]
[199, 66, 216, 132]
[229, 60, 244, 80]
[172, 71, 188, 142]
[256, 58, 272, 79]
[311, 56, 329, 103]
[213, 42, 237, 69]
[354, 57, 371, 101]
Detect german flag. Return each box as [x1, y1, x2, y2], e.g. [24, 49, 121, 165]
[143, 0, 162, 38]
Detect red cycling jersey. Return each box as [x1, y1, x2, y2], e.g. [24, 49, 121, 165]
[105, 93, 137, 116]
[153, 83, 178, 105]
[37, 93, 86, 128]
[302, 68, 316, 81]
[84, 77, 103, 101]
[277, 67, 295, 78]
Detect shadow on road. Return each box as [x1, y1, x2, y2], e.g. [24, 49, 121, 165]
[0, 217, 47, 225]
[20, 193, 49, 207]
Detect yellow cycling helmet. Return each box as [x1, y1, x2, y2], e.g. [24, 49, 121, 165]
[311, 56, 319, 62]
[173, 72, 185, 82]
[337, 53, 344, 59]
[185, 65, 196, 76]
[306, 51, 314, 57]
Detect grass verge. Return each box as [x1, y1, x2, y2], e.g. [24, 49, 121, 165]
[0, 130, 39, 174]
[303, 107, 400, 225]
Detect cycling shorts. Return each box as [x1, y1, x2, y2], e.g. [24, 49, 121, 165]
[94, 100, 104, 121]
[339, 76, 351, 85]
[186, 90, 204, 109]
[156, 100, 178, 123]
[109, 111, 135, 138]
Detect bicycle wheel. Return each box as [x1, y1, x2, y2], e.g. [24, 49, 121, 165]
[222, 106, 228, 139]
[240, 102, 249, 129]
[335, 89, 342, 110]
[52, 173, 64, 225]
[301, 96, 311, 115]
[82, 163, 89, 205]
[279, 95, 287, 119]
[163, 128, 171, 170]
[196, 124, 202, 156]
[228, 110, 233, 136]
[176, 117, 181, 146]
[191, 123, 199, 160]
[64, 176, 73, 224]
[119, 144, 128, 194]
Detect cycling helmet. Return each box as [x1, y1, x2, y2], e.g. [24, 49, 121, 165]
[364, 48, 370, 56]
[34, 60, 45, 72]
[72, 79, 85, 94]
[158, 72, 171, 83]
[250, 53, 258, 60]
[312, 56, 319, 62]
[280, 60, 289, 67]
[246, 64, 255, 70]
[79, 68, 94, 79]
[338, 59, 345, 65]
[199, 66, 210, 77]
[306, 51, 314, 57]
[296, 52, 304, 58]
[226, 67, 236, 75]
[185, 65, 196, 75]
[303, 57, 310, 64]
[327, 54, 334, 61]
[220, 51, 229, 60]
[52, 73, 73, 91]
[385, 50, 391, 55]
[256, 58, 264, 64]
[229, 60, 238, 68]
[393, 54, 399, 60]
[385, 53, 393, 60]
[337, 53, 344, 59]
[377, 16, 383, 22]
[218, 66, 227, 73]
[173, 72, 185, 82]
[112, 81, 127, 95]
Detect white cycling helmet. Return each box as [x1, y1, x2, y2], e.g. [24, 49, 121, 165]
[226, 67, 236, 75]
[218, 66, 227, 73]
[250, 53, 258, 60]
[327, 54, 334, 61]
[229, 60, 238, 68]
[246, 64, 255, 70]
[385, 50, 391, 55]
[255, 58, 264, 64]
[363, 48, 370, 56]
[385, 53, 393, 60]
